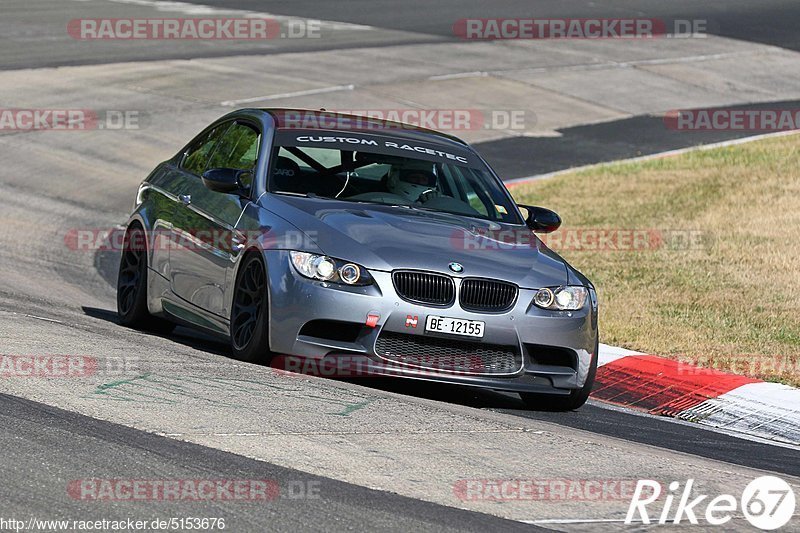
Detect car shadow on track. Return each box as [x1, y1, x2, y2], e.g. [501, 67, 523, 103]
[81, 306, 532, 410]
[81, 306, 231, 357]
[347, 377, 526, 410]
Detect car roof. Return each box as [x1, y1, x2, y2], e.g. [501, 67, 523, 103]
[258, 108, 472, 149]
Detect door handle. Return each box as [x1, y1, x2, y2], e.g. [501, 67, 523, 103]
[179, 194, 191, 205]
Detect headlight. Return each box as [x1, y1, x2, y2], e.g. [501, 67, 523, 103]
[290, 251, 373, 286]
[338, 263, 361, 284]
[533, 286, 588, 311]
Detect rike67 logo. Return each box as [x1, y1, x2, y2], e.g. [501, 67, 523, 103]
[627, 476, 796, 530]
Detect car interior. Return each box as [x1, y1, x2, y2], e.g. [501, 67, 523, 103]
[268, 146, 519, 223]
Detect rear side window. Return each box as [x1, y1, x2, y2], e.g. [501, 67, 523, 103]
[182, 123, 230, 175]
[207, 123, 261, 171]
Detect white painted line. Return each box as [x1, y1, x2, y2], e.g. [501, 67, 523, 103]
[495, 49, 774, 78]
[522, 518, 628, 524]
[159, 433, 266, 437]
[221, 84, 356, 106]
[23, 314, 63, 324]
[505, 129, 800, 187]
[587, 398, 800, 450]
[428, 71, 488, 81]
[523, 515, 751, 525]
[678, 382, 800, 446]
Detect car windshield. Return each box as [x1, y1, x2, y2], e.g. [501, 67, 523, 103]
[268, 131, 522, 224]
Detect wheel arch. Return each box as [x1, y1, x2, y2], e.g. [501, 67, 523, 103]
[124, 212, 153, 266]
[228, 247, 273, 352]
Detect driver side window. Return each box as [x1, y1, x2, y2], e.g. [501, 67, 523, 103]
[207, 122, 260, 172]
[182, 121, 260, 191]
[182, 123, 230, 175]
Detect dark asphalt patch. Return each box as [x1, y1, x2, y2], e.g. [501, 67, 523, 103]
[475, 99, 800, 180]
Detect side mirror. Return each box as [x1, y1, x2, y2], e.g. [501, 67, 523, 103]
[518, 204, 561, 233]
[201, 168, 252, 196]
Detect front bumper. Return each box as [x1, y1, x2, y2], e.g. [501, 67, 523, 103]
[264, 251, 598, 394]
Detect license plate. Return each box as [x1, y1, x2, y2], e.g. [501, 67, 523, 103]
[425, 315, 485, 338]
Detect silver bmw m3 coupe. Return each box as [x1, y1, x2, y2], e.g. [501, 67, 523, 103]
[117, 109, 599, 410]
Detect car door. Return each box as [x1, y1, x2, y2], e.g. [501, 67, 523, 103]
[169, 121, 260, 318]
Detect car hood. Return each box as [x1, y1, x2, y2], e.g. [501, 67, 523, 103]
[263, 195, 568, 288]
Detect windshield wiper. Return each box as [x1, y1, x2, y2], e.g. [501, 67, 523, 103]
[272, 191, 318, 198]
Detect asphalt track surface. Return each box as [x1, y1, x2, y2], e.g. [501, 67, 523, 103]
[218, 0, 800, 179]
[2, 0, 800, 530]
[199, 0, 800, 50]
[0, 393, 540, 532]
[4, 1, 800, 178]
[6, 0, 800, 70]
[360, 380, 800, 478]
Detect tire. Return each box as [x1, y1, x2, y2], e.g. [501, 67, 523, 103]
[520, 340, 599, 412]
[116, 224, 176, 334]
[229, 252, 273, 364]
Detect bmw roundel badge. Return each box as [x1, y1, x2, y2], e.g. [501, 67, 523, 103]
[448, 262, 464, 273]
